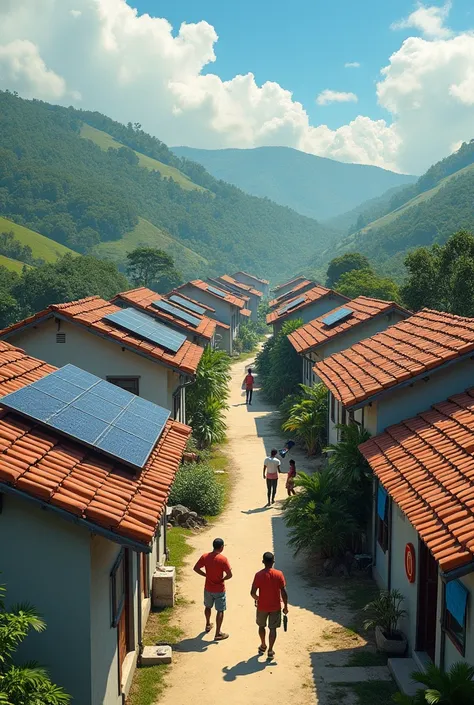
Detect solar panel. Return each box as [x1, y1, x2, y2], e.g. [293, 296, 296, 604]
[152, 299, 200, 327]
[277, 296, 306, 316]
[321, 307, 354, 328]
[169, 295, 206, 315]
[207, 285, 227, 298]
[105, 308, 186, 353]
[0, 364, 170, 470]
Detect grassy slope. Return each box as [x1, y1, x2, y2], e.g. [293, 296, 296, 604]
[0, 216, 75, 263]
[92, 217, 209, 280]
[80, 124, 207, 193]
[0, 254, 29, 273]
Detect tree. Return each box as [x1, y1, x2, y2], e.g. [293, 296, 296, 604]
[335, 268, 400, 301]
[282, 383, 328, 455]
[126, 247, 182, 290]
[0, 585, 70, 704]
[326, 252, 370, 288]
[255, 319, 302, 404]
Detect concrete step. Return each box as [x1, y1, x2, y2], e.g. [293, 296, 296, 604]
[388, 657, 423, 696]
[413, 650, 431, 673]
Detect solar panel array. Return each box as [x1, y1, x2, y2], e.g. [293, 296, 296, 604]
[207, 285, 227, 299]
[321, 307, 354, 328]
[0, 364, 170, 470]
[169, 294, 206, 316]
[152, 299, 200, 328]
[277, 295, 306, 316]
[105, 308, 186, 353]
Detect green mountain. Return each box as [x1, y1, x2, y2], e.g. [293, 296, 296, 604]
[0, 216, 75, 263]
[172, 145, 416, 221]
[0, 90, 338, 282]
[328, 140, 474, 280]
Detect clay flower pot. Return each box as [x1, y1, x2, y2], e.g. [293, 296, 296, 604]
[375, 625, 407, 655]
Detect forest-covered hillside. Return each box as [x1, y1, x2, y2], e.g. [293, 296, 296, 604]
[0, 91, 336, 281]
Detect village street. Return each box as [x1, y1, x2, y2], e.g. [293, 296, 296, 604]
[163, 356, 350, 705]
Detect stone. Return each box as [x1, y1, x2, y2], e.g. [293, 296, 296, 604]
[152, 566, 176, 608]
[141, 645, 172, 666]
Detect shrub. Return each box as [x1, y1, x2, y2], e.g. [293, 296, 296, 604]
[282, 383, 327, 454]
[169, 463, 224, 516]
[393, 662, 474, 705]
[187, 347, 231, 448]
[234, 322, 259, 353]
[255, 319, 302, 403]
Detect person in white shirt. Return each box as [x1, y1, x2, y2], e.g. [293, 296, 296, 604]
[263, 449, 281, 505]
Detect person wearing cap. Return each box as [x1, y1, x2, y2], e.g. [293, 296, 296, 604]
[194, 537, 232, 641]
[250, 551, 288, 659]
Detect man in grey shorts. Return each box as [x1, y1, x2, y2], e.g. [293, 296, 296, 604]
[250, 551, 288, 659]
[194, 537, 232, 641]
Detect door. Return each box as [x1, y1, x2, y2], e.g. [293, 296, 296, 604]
[417, 540, 438, 660]
[117, 550, 131, 684]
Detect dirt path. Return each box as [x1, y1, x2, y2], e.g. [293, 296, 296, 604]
[162, 357, 345, 705]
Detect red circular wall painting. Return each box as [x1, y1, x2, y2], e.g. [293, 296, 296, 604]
[405, 543, 416, 583]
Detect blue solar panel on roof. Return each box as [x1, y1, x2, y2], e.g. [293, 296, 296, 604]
[152, 299, 201, 327]
[169, 295, 206, 315]
[0, 364, 171, 470]
[321, 307, 354, 328]
[277, 296, 306, 316]
[207, 285, 227, 298]
[104, 307, 186, 353]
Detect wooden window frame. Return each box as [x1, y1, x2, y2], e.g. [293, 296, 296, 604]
[106, 376, 140, 396]
[110, 549, 126, 628]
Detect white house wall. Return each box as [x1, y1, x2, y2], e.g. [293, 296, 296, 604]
[389, 505, 419, 651]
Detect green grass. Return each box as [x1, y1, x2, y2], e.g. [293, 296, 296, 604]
[346, 650, 388, 667]
[92, 217, 209, 280]
[0, 254, 29, 273]
[80, 123, 207, 192]
[337, 681, 399, 705]
[0, 216, 76, 263]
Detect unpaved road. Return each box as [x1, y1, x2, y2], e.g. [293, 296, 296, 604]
[162, 357, 338, 705]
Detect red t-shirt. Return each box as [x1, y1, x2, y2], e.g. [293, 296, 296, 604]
[252, 568, 286, 612]
[195, 552, 231, 593]
[245, 374, 254, 389]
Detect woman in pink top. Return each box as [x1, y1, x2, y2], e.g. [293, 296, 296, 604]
[286, 459, 297, 496]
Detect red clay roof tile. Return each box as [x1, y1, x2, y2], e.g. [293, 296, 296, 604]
[179, 280, 247, 309]
[232, 271, 269, 286]
[266, 286, 349, 324]
[219, 274, 263, 297]
[272, 276, 308, 293]
[269, 280, 315, 308]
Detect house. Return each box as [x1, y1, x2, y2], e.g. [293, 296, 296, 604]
[266, 285, 349, 335]
[0, 340, 191, 705]
[288, 297, 410, 387]
[167, 289, 231, 351]
[268, 279, 316, 310]
[212, 274, 262, 323]
[359, 389, 474, 674]
[175, 280, 250, 354]
[0, 296, 204, 423]
[271, 276, 310, 299]
[111, 287, 217, 348]
[232, 271, 269, 297]
[314, 309, 474, 446]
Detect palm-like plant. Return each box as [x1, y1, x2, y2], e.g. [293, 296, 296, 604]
[187, 346, 231, 448]
[282, 383, 328, 455]
[0, 585, 70, 704]
[325, 422, 371, 484]
[189, 397, 227, 448]
[393, 662, 474, 705]
[363, 589, 407, 638]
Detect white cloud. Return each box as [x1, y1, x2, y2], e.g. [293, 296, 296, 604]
[344, 61, 360, 68]
[391, 2, 452, 39]
[0, 0, 473, 174]
[316, 89, 358, 106]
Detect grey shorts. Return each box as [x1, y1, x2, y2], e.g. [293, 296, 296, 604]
[256, 610, 281, 629]
[204, 590, 226, 612]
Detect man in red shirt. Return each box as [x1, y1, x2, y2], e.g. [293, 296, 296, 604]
[193, 537, 232, 641]
[244, 367, 254, 405]
[251, 551, 288, 659]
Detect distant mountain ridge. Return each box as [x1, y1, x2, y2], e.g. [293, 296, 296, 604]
[172, 145, 416, 221]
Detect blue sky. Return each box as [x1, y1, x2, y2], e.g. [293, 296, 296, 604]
[137, 0, 472, 130]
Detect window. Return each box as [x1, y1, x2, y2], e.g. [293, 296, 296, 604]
[330, 393, 336, 423]
[56, 333, 66, 343]
[110, 550, 126, 627]
[377, 485, 389, 552]
[107, 376, 139, 395]
[445, 580, 469, 654]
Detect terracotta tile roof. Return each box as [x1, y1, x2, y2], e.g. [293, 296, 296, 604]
[0, 297, 204, 376]
[241, 308, 252, 317]
[219, 274, 263, 297]
[288, 297, 410, 354]
[232, 271, 269, 286]
[0, 341, 191, 548]
[314, 309, 474, 409]
[111, 287, 217, 341]
[181, 280, 247, 309]
[266, 286, 349, 325]
[359, 388, 474, 573]
[272, 276, 308, 293]
[269, 280, 314, 308]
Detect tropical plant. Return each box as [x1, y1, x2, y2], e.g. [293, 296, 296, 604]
[363, 589, 407, 639]
[284, 469, 357, 557]
[188, 397, 227, 448]
[0, 585, 70, 704]
[282, 383, 328, 455]
[393, 662, 474, 705]
[169, 462, 224, 515]
[326, 423, 372, 483]
[186, 347, 231, 448]
[233, 322, 260, 353]
[255, 319, 302, 404]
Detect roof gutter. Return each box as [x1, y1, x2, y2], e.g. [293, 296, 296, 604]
[0, 483, 152, 553]
[440, 559, 474, 583]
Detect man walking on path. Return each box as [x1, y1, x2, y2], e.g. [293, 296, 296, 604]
[263, 449, 281, 505]
[193, 538, 232, 641]
[244, 367, 254, 405]
[251, 552, 288, 659]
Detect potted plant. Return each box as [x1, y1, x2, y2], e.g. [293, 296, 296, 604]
[363, 589, 408, 655]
